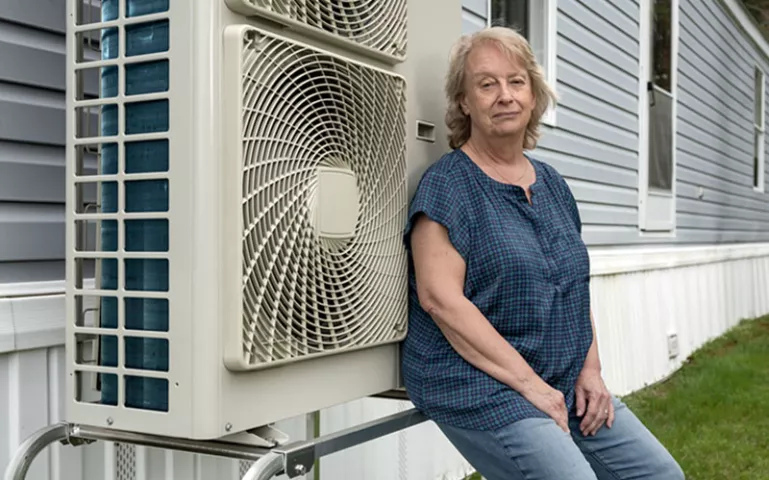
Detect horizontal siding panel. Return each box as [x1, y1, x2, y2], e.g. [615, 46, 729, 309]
[534, 148, 637, 189]
[551, 105, 638, 151]
[462, 7, 486, 34]
[676, 164, 767, 211]
[583, 225, 769, 245]
[558, 60, 637, 115]
[679, 11, 753, 106]
[677, 118, 752, 171]
[677, 212, 769, 232]
[0, 97, 65, 146]
[699, 0, 758, 76]
[676, 130, 752, 180]
[558, 13, 637, 75]
[0, 204, 64, 261]
[463, 0, 487, 18]
[577, 203, 637, 226]
[0, 162, 64, 202]
[608, 0, 640, 23]
[567, 178, 638, 208]
[677, 195, 769, 223]
[0, 0, 65, 34]
[538, 128, 638, 171]
[677, 43, 752, 121]
[560, 1, 637, 59]
[558, 37, 637, 97]
[0, 39, 63, 92]
[0, 261, 64, 283]
[573, 0, 638, 50]
[558, 83, 637, 133]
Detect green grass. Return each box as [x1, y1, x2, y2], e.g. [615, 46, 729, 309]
[462, 315, 769, 480]
[623, 315, 769, 479]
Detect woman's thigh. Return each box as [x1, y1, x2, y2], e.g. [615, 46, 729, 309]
[569, 396, 685, 480]
[437, 417, 599, 480]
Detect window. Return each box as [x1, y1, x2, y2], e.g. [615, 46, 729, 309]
[488, 0, 558, 125]
[639, 0, 678, 232]
[754, 66, 765, 192]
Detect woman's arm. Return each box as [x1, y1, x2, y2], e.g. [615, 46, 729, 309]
[410, 213, 570, 431]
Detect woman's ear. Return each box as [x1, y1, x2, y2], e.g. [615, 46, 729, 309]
[459, 95, 469, 116]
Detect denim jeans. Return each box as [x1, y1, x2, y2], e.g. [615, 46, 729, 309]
[436, 395, 685, 479]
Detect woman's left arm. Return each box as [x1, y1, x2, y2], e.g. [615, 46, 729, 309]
[575, 310, 615, 436]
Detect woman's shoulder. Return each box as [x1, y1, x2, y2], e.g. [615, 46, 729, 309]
[415, 149, 476, 194]
[421, 149, 473, 180]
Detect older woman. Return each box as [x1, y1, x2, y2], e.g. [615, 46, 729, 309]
[401, 27, 684, 480]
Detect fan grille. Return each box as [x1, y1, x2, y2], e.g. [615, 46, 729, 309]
[226, 0, 407, 60]
[235, 28, 408, 367]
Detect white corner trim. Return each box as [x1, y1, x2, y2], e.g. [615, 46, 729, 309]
[0, 280, 67, 299]
[721, 0, 769, 61]
[0, 279, 95, 299]
[589, 242, 769, 276]
[0, 294, 66, 354]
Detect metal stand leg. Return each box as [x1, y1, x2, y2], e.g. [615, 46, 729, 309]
[240, 407, 427, 480]
[4, 423, 71, 480]
[241, 452, 284, 480]
[4, 399, 426, 480]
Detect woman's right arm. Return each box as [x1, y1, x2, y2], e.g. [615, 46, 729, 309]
[410, 213, 570, 432]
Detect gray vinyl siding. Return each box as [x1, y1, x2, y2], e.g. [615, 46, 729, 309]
[676, 0, 769, 243]
[461, 0, 769, 246]
[530, 0, 644, 246]
[462, 0, 488, 34]
[0, 2, 70, 283]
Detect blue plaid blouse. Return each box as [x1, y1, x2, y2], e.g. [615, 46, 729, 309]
[402, 149, 593, 431]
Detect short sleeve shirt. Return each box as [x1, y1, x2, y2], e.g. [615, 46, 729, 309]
[402, 149, 593, 431]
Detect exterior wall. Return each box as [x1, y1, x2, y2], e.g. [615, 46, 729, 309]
[676, 0, 769, 243]
[0, 2, 74, 284]
[4, 245, 769, 479]
[538, 0, 645, 246]
[4, 1, 769, 480]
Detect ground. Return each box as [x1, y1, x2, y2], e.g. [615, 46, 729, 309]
[463, 315, 769, 480]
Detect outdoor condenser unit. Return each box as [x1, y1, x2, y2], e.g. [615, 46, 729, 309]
[66, 0, 461, 440]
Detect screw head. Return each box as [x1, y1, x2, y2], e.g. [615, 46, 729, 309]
[106, 417, 113, 426]
[225, 423, 232, 432]
[294, 465, 306, 475]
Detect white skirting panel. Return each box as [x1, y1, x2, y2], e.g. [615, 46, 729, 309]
[2, 243, 769, 480]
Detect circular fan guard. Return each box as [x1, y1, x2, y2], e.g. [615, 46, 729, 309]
[238, 30, 408, 367]
[231, 0, 407, 59]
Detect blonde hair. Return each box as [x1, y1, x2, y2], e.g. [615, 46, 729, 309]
[444, 26, 558, 150]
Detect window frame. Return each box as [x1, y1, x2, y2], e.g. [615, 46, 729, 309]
[486, 0, 558, 126]
[637, 0, 679, 234]
[754, 66, 766, 193]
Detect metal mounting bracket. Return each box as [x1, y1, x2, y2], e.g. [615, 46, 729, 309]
[4, 402, 427, 480]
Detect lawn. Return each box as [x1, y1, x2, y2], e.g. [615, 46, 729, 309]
[463, 315, 769, 480]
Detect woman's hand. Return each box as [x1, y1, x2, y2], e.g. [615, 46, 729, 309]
[521, 379, 569, 433]
[574, 367, 614, 436]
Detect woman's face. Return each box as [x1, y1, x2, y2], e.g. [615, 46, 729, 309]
[460, 42, 536, 143]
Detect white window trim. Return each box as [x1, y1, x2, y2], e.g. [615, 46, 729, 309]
[487, 0, 558, 126]
[637, 0, 679, 235]
[754, 66, 766, 193]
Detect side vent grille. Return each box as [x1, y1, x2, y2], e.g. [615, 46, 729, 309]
[71, 0, 172, 413]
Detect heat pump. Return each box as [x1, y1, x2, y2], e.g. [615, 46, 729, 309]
[66, 0, 461, 440]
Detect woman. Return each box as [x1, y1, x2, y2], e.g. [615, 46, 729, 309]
[402, 27, 685, 479]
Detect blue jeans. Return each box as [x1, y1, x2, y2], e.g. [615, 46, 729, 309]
[436, 396, 685, 479]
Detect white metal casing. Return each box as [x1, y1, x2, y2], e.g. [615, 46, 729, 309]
[65, 0, 461, 440]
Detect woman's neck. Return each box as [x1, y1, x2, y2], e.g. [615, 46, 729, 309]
[464, 135, 527, 168]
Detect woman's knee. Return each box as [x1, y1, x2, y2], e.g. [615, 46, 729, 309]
[651, 453, 685, 480]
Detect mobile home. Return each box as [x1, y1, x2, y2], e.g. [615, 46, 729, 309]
[2, 0, 768, 479]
